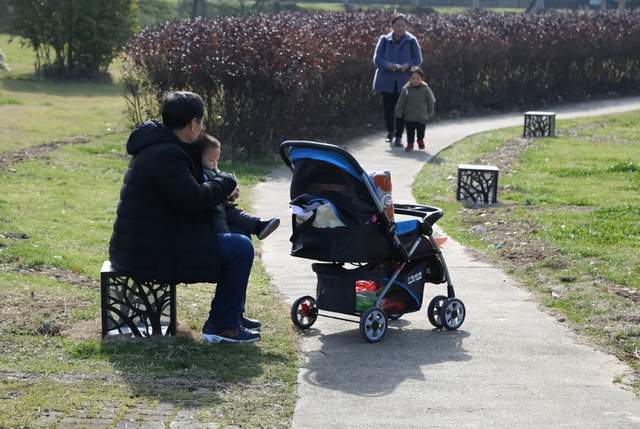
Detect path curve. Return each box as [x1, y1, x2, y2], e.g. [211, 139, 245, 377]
[254, 97, 640, 428]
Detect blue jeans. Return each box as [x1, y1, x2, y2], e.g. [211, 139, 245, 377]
[207, 233, 254, 331]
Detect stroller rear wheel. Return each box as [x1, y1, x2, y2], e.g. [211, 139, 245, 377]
[439, 298, 466, 330]
[427, 295, 447, 328]
[291, 296, 318, 330]
[359, 308, 388, 343]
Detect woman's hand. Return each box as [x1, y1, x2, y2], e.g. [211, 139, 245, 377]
[228, 187, 240, 202]
[399, 63, 410, 72]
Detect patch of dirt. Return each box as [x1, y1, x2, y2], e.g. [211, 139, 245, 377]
[0, 128, 125, 171]
[0, 232, 30, 240]
[63, 319, 201, 341]
[608, 284, 640, 304]
[0, 137, 91, 170]
[3, 264, 100, 289]
[0, 370, 229, 390]
[460, 137, 586, 270]
[473, 137, 537, 176]
[0, 281, 95, 336]
[62, 318, 102, 340]
[0, 263, 99, 336]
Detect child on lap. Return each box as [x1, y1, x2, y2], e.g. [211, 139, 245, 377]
[196, 133, 280, 240]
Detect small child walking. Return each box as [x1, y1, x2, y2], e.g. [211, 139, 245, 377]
[394, 67, 436, 152]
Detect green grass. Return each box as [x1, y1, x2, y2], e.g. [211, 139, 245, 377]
[0, 132, 296, 426]
[295, 1, 345, 11]
[0, 34, 127, 155]
[413, 110, 640, 388]
[0, 265, 298, 427]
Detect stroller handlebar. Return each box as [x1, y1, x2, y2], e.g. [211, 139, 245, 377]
[394, 203, 444, 226]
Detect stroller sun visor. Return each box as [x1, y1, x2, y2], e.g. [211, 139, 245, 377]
[289, 147, 377, 189]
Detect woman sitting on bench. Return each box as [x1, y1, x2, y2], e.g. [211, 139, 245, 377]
[109, 91, 261, 344]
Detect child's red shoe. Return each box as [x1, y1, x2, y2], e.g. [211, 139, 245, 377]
[405, 142, 414, 152]
[417, 139, 425, 150]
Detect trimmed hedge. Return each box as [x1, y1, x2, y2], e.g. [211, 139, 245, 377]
[124, 10, 640, 156]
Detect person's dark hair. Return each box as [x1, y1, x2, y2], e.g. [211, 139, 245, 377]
[410, 67, 424, 79]
[390, 14, 409, 26]
[195, 133, 221, 151]
[161, 91, 205, 130]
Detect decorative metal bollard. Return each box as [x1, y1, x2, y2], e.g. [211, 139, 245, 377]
[100, 261, 176, 337]
[523, 111, 556, 138]
[456, 164, 499, 204]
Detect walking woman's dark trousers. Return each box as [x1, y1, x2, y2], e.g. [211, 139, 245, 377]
[383, 92, 405, 138]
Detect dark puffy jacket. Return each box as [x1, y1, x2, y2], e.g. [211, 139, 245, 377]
[108, 120, 237, 284]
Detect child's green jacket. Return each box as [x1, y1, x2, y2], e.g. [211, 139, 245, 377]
[395, 81, 436, 123]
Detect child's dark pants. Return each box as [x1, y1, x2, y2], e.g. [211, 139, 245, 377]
[405, 121, 426, 144]
[225, 206, 259, 238]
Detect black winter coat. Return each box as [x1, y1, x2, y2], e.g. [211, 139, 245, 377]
[108, 120, 237, 284]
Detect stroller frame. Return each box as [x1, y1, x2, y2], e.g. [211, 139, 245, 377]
[281, 140, 465, 342]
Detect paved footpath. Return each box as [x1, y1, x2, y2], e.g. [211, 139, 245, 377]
[254, 97, 640, 429]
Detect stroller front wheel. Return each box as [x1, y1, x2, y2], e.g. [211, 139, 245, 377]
[291, 296, 318, 330]
[359, 308, 388, 343]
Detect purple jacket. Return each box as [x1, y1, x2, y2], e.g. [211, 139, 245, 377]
[372, 31, 423, 93]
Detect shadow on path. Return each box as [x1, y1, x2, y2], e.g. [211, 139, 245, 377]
[301, 323, 471, 397]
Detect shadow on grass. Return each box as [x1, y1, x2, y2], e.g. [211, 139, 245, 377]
[73, 327, 288, 405]
[1, 74, 124, 97]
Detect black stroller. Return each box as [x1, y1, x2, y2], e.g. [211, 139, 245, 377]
[280, 141, 465, 342]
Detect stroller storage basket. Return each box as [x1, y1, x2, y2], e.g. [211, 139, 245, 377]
[313, 261, 429, 315]
[313, 263, 382, 314]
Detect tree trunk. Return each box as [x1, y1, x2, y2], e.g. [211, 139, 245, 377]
[67, 0, 77, 72]
[192, 0, 201, 18]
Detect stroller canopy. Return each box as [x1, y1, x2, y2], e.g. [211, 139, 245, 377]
[281, 141, 379, 226]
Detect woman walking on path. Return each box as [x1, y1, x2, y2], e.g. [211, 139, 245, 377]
[372, 14, 423, 147]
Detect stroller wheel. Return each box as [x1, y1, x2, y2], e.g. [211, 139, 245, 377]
[427, 295, 447, 329]
[439, 298, 466, 331]
[359, 308, 388, 343]
[291, 296, 318, 330]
